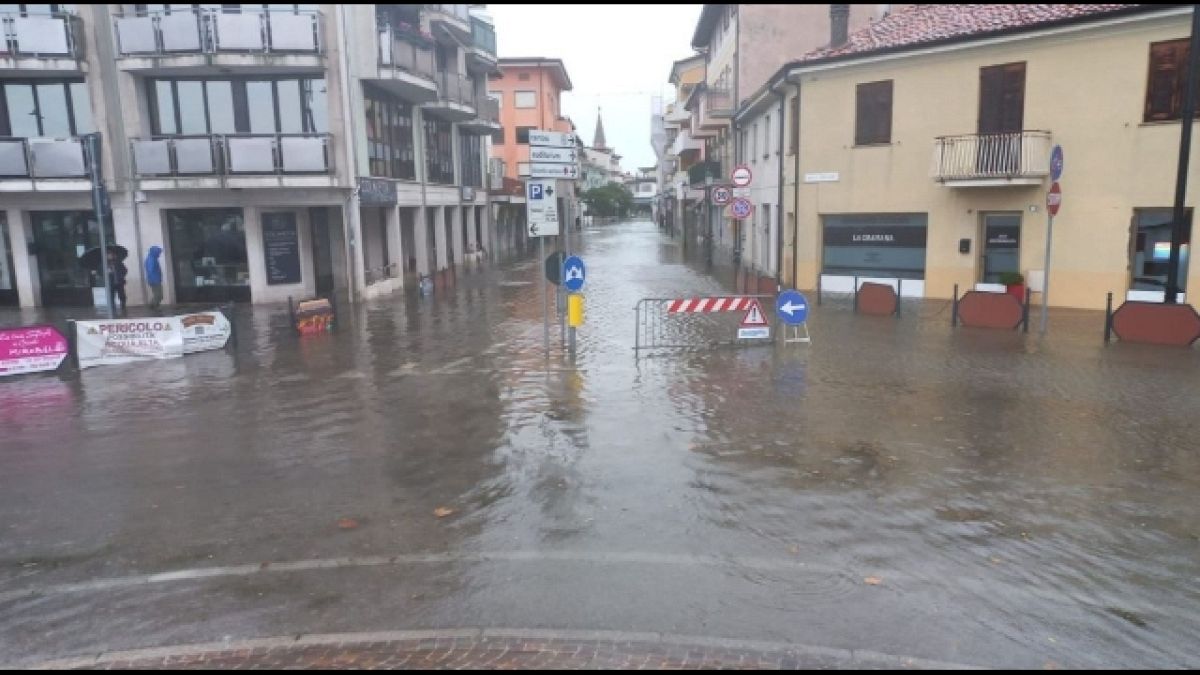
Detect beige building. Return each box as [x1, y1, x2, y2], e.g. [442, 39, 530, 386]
[741, 4, 1198, 309]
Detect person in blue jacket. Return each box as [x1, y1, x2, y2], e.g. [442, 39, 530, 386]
[144, 245, 164, 310]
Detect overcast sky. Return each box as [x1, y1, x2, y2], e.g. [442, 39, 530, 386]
[487, 4, 702, 172]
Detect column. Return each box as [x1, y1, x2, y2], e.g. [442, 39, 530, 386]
[413, 207, 431, 277]
[7, 209, 39, 308]
[465, 205, 478, 250]
[242, 205, 265, 302]
[479, 205, 492, 262]
[110, 202, 146, 305]
[433, 206, 448, 271]
[386, 204, 403, 287]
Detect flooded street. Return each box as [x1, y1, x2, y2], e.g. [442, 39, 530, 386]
[2, 220, 1200, 668]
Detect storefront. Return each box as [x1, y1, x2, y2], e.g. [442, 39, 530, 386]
[0, 214, 16, 306]
[1131, 208, 1191, 293]
[166, 208, 251, 304]
[822, 213, 928, 281]
[980, 213, 1021, 284]
[30, 210, 114, 307]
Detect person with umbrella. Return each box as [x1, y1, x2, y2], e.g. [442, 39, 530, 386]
[107, 248, 128, 312]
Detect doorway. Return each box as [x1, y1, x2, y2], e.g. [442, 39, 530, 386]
[981, 213, 1021, 283]
[0, 214, 17, 306]
[309, 207, 334, 295]
[32, 210, 112, 307]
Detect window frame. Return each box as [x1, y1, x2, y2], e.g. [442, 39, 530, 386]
[513, 90, 537, 109]
[146, 76, 327, 137]
[0, 79, 91, 137]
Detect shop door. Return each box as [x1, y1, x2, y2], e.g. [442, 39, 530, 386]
[0, 216, 17, 306]
[981, 214, 1021, 283]
[32, 211, 112, 307]
[166, 208, 251, 304]
[309, 207, 335, 295]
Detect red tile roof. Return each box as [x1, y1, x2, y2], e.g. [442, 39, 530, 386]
[804, 4, 1141, 61]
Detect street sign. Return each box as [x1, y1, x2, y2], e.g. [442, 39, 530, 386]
[563, 255, 586, 292]
[526, 180, 560, 237]
[737, 299, 770, 340]
[1049, 145, 1064, 182]
[740, 299, 768, 327]
[730, 197, 754, 220]
[528, 162, 580, 179]
[732, 187, 751, 198]
[776, 290, 809, 326]
[529, 147, 577, 163]
[711, 186, 732, 205]
[529, 130, 574, 148]
[545, 251, 566, 284]
[731, 164, 753, 187]
[1046, 182, 1062, 217]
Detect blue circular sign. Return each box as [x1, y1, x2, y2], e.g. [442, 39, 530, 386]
[731, 198, 754, 219]
[563, 255, 586, 292]
[776, 290, 809, 326]
[1049, 145, 1064, 182]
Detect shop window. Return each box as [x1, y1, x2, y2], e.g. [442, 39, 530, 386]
[855, 80, 892, 145]
[1131, 208, 1192, 291]
[822, 213, 928, 280]
[167, 208, 250, 303]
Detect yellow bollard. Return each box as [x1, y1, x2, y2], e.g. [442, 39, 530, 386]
[567, 293, 584, 328]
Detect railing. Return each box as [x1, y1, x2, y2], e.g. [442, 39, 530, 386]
[113, 8, 321, 56]
[470, 16, 496, 56]
[1, 12, 79, 57]
[430, 4, 471, 23]
[437, 71, 476, 107]
[687, 161, 721, 187]
[130, 134, 331, 177]
[377, 25, 435, 79]
[0, 136, 90, 178]
[931, 130, 1051, 182]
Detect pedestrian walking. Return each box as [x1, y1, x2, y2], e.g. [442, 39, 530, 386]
[144, 245, 164, 310]
[107, 249, 128, 312]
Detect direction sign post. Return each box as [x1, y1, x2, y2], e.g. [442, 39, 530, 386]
[777, 290, 811, 344]
[563, 256, 585, 292]
[1041, 156, 1063, 335]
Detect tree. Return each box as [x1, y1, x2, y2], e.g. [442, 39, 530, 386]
[581, 183, 634, 218]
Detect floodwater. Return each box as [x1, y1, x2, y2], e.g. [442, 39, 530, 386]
[1, 220, 1199, 668]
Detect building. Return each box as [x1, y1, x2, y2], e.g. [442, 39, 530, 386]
[581, 109, 624, 191]
[748, 4, 1199, 309]
[658, 54, 706, 239]
[629, 167, 658, 216]
[487, 56, 577, 247]
[683, 4, 892, 273]
[0, 4, 503, 308]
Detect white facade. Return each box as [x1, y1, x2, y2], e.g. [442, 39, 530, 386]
[734, 94, 785, 278]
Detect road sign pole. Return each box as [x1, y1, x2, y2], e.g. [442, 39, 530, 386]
[88, 133, 115, 318]
[1041, 211, 1053, 335]
[540, 236, 548, 355]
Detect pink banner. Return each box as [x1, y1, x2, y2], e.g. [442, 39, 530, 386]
[0, 325, 70, 377]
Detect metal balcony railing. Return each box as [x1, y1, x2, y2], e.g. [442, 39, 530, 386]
[1, 12, 80, 57]
[377, 25, 435, 79]
[931, 130, 1052, 182]
[431, 4, 471, 23]
[470, 16, 496, 56]
[130, 134, 331, 177]
[437, 71, 476, 107]
[688, 160, 721, 187]
[0, 136, 91, 178]
[113, 8, 321, 57]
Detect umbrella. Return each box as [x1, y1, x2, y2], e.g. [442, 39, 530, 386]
[78, 245, 129, 270]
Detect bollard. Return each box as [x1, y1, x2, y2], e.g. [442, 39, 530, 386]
[853, 275, 860, 312]
[951, 283, 959, 327]
[896, 278, 903, 318]
[1022, 287, 1031, 333]
[224, 302, 238, 349]
[1104, 292, 1114, 343]
[817, 274, 822, 306]
[68, 320, 80, 370]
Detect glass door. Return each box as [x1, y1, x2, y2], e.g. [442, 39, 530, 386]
[32, 210, 112, 306]
[0, 214, 17, 306]
[981, 213, 1021, 283]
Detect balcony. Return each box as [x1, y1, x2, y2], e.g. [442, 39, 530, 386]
[466, 16, 497, 74]
[688, 160, 721, 187]
[130, 133, 335, 190]
[931, 131, 1051, 187]
[1, 11, 83, 72]
[670, 130, 703, 158]
[427, 4, 471, 42]
[422, 70, 476, 122]
[0, 136, 93, 191]
[460, 96, 501, 134]
[112, 8, 323, 72]
[374, 26, 438, 103]
[665, 103, 690, 125]
[698, 87, 733, 130]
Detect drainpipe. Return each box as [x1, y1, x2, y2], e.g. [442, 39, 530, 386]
[773, 79, 786, 290]
[790, 76, 801, 289]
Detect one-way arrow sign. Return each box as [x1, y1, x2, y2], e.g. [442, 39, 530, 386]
[776, 290, 809, 326]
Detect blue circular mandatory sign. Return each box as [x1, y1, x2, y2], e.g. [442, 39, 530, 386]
[1049, 144, 1064, 182]
[563, 255, 586, 292]
[731, 197, 754, 220]
[776, 290, 809, 326]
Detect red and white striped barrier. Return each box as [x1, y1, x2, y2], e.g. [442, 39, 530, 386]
[667, 297, 758, 314]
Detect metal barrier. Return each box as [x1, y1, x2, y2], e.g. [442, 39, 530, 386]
[634, 294, 775, 352]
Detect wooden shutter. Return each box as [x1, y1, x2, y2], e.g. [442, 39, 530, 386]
[979, 63, 1024, 134]
[855, 81, 892, 145]
[1146, 39, 1185, 122]
[789, 93, 800, 154]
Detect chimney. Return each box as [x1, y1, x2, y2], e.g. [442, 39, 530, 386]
[830, 4, 850, 48]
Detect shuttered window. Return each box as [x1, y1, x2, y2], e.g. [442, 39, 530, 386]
[855, 80, 892, 145]
[1145, 39, 1200, 122]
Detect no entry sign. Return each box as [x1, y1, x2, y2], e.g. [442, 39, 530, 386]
[1046, 182, 1062, 217]
[731, 165, 752, 187]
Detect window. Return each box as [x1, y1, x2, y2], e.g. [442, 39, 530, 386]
[788, 94, 799, 154]
[364, 84, 416, 180]
[1131, 208, 1192, 291]
[460, 131, 482, 187]
[516, 126, 534, 144]
[491, 128, 504, 145]
[1145, 39, 1200, 122]
[0, 80, 93, 137]
[423, 116, 454, 184]
[764, 114, 771, 158]
[148, 77, 327, 136]
[488, 90, 502, 107]
[855, 80, 892, 145]
[751, 122, 757, 160]
[514, 91, 536, 108]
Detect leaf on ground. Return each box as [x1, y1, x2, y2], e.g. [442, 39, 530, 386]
[864, 576, 883, 586]
[434, 507, 457, 518]
[336, 518, 359, 530]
